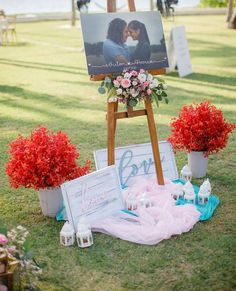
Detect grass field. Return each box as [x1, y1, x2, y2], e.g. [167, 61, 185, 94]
[0, 14, 235, 290]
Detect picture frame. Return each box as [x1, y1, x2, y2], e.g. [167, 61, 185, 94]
[61, 165, 125, 231]
[80, 11, 168, 75]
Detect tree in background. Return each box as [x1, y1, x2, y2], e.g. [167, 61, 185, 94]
[200, 0, 236, 29]
[200, 0, 228, 7]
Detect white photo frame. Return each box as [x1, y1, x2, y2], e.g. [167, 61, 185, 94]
[61, 165, 124, 231]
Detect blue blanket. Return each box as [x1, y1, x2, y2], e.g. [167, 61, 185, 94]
[173, 179, 220, 221]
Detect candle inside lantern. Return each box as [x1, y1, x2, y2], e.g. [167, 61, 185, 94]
[183, 180, 196, 204]
[198, 178, 211, 205]
[139, 192, 152, 208]
[181, 165, 192, 182]
[76, 217, 93, 248]
[60, 221, 75, 247]
[171, 183, 184, 200]
[126, 193, 138, 211]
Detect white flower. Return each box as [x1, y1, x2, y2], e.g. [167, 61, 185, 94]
[147, 74, 153, 82]
[138, 73, 147, 83]
[17, 225, 26, 231]
[108, 97, 117, 103]
[132, 81, 138, 86]
[116, 88, 123, 95]
[130, 88, 139, 97]
[151, 79, 159, 88]
[149, 83, 155, 89]
[113, 80, 120, 88]
[124, 72, 131, 79]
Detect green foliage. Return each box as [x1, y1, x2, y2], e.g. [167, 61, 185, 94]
[200, 0, 228, 7]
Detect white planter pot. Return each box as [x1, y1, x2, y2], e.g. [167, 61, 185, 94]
[187, 151, 209, 178]
[38, 187, 63, 217]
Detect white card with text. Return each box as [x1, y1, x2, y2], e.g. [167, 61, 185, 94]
[61, 165, 124, 231]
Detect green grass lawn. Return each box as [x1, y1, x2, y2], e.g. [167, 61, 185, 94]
[0, 14, 236, 290]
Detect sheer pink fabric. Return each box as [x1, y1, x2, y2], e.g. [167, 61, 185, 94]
[92, 178, 200, 245]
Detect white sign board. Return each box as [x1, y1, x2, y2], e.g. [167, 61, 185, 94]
[94, 141, 178, 188]
[61, 165, 124, 231]
[167, 26, 192, 77]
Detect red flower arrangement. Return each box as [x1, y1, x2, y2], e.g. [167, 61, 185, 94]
[6, 126, 90, 190]
[168, 100, 236, 156]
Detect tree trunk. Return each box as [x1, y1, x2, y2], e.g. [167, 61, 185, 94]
[228, 10, 236, 29]
[107, 0, 116, 12]
[150, 0, 154, 11]
[227, 0, 234, 22]
[71, 0, 76, 27]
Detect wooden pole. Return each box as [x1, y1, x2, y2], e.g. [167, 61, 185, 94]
[145, 99, 164, 185]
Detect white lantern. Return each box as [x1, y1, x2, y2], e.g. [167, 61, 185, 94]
[181, 165, 192, 182]
[76, 217, 93, 248]
[126, 193, 138, 211]
[139, 192, 152, 208]
[60, 221, 75, 246]
[198, 179, 211, 205]
[171, 183, 184, 200]
[183, 181, 196, 204]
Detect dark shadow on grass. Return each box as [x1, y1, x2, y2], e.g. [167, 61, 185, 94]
[1, 42, 30, 47]
[168, 72, 236, 87]
[0, 58, 87, 72]
[0, 59, 87, 76]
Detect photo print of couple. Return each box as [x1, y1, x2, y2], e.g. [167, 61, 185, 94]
[80, 11, 169, 75]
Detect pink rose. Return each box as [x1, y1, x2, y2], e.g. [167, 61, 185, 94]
[121, 78, 131, 89]
[0, 234, 8, 245]
[143, 81, 149, 88]
[147, 89, 152, 95]
[140, 69, 145, 74]
[116, 76, 122, 82]
[131, 70, 138, 76]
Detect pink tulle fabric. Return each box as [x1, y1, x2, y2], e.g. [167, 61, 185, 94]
[91, 178, 200, 245]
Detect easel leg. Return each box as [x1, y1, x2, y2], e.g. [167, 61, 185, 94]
[145, 100, 165, 185]
[107, 102, 116, 165]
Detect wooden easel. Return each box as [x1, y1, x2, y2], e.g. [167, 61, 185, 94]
[101, 0, 165, 185]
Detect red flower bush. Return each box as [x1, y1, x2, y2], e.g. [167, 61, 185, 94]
[6, 126, 90, 190]
[168, 100, 235, 156]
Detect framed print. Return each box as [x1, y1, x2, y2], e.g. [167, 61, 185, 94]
[61, 165, 125, 231]
[80, 11, 168, 75]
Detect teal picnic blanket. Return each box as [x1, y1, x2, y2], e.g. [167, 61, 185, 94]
[173, 179, 220, 221]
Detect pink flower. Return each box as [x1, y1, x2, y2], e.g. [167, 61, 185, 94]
[140, 69, 145, 74]
[147, 89, 152, 95]
[121, 78, 131, 89]
[143, 81, 149, 88]
[116, 76, 123, 82]
[131, 70, 138, 76]
[0, 234, 8, 245]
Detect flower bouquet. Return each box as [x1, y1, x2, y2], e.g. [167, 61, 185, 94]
[168, 100, 235, 177]
[98, 69, 168, 108]
[0, 225, 41, 290]
[5, 126, 90, 216]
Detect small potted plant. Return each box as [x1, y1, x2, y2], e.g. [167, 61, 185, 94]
[6, 126, 90, 217]
[168, 100, 235, 178]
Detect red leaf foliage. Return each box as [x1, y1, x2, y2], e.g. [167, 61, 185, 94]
[6, 126, 90, 190]
[168, 100, 236, 156]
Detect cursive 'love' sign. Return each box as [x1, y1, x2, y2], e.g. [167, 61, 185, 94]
[94, 141, 178, 188]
